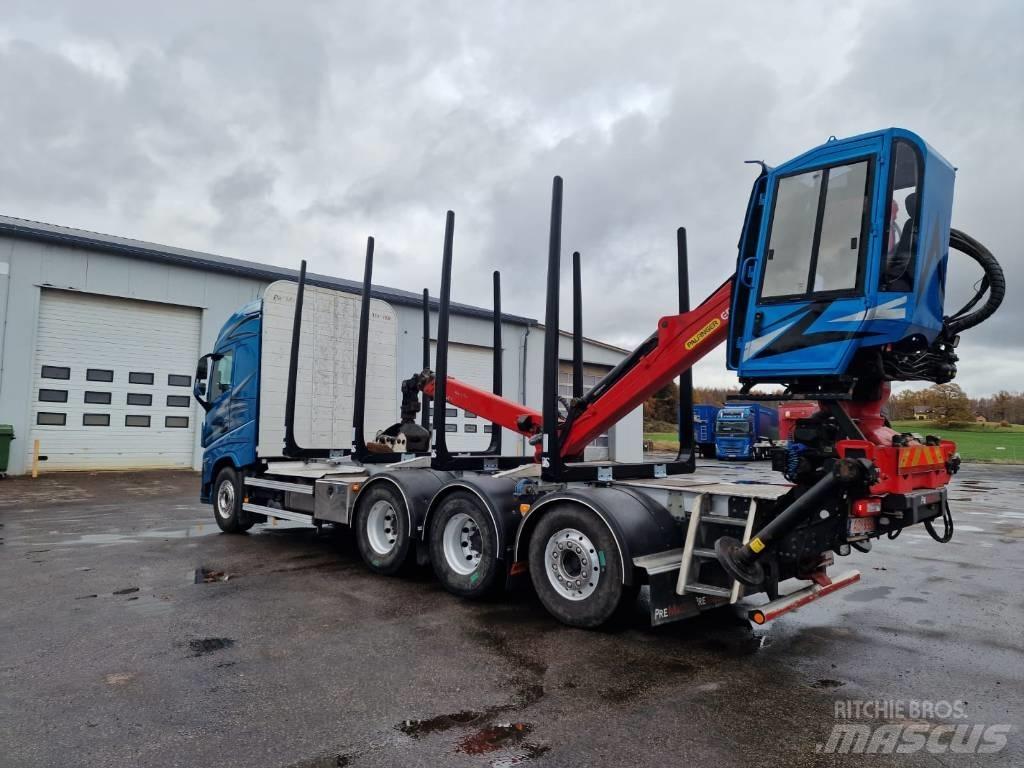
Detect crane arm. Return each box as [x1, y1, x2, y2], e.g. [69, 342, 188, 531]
[409, 277, 733, 460]
[558, 278, 733, 457]
[420, 376, 543, 438]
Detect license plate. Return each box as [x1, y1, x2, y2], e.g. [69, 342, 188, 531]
[847, 517, 877, 537]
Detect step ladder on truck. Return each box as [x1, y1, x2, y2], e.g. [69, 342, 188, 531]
[193, 128, 1004, 630]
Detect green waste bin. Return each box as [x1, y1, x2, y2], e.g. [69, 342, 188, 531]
[0, 425, 14, 474]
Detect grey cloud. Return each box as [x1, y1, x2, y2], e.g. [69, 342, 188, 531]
[0, 0, 1017, 395]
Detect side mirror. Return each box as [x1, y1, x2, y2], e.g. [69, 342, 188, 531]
[193, 355, 212, 412]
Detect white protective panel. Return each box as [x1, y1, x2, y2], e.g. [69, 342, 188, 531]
[430, 340, 494, 452]
[29, 290, 201, 470]
[258, 280, 398, 457]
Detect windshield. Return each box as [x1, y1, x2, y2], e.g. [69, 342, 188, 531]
[717, 421, 750, 435]
[761, 159, 871, 299]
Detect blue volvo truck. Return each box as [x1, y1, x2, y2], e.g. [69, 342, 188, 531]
[714, 404, 779, 460]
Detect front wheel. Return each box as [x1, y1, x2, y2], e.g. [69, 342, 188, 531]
[428, 491, 502, 599]
[354, 483, 412, 575]
[212, 466, 254, 533]
[528, 504, 638, 628]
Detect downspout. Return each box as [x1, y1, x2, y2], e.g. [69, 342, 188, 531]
[519, 323, 529, 457]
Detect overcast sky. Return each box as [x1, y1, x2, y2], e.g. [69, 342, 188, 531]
[1, 1, 1019, 396]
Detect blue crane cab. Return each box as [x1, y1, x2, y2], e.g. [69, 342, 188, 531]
[727, 128, 956, 390]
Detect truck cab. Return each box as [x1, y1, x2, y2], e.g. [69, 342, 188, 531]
[193, 301, 261, 503]
[714, 404, 779, 460]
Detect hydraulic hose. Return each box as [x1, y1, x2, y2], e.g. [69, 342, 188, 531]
[946, 229, 1005, 335]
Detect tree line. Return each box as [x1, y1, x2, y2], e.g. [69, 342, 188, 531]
[644, 382, 1024, 430]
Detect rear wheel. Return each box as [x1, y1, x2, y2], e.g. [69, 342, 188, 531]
[428, 491, 502, 599]
[212, 466, 254, 533]
[528, 505, 638, 628]
[354, 483, 412, 575]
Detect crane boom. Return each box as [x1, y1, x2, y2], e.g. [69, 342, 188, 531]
[559, 279, 731, 457]
[411, 277, 732, 460]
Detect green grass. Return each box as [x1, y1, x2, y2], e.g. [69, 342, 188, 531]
[645, 420, 1024, 463]
[644, 432, 684, 451]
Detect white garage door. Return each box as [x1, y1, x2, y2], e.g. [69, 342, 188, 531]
[429, 341, 495, 452]
[29, 290, 201, 470]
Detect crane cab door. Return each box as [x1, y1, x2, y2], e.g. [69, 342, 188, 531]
[727, 128, 953, 386]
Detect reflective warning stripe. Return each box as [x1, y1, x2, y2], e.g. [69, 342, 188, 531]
[898, 446, 946, 469]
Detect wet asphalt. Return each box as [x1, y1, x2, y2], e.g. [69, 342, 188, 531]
[0, 462, 1021, 768]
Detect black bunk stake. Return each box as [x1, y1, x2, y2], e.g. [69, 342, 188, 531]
[282, 261, 332, 458]
[352, 237, 374, 458]
[541, 176, 563, 481]
[432, 211, 455, 467]
[421, 288, 431, 430]
[487, 270, 503, 454]
[282, 260, 308, 458]
[676, 227, 695, 467]
[572, 250, 584, 399]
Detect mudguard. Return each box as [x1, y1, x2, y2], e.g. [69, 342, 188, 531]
[357, 468, 454, 533]
[423, 475, 522, 560]
[513, 485, 682, 586]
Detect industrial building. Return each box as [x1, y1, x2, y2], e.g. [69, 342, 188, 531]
[0, 215, 641, 475]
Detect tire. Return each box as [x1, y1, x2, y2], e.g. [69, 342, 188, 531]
[354, 482, 412, 575]
[212, 466, 254, 533]
[428, 491, 502, 599]
[528, 504, 638, 629]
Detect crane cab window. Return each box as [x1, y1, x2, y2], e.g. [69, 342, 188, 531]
[760, 159, 872, 300]
[881, 140, 921, 291]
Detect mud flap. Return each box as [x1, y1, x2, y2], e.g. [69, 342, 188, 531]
[648, 571, 728, 627]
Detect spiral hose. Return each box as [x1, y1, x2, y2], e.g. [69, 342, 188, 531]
[946, 229, 1005, 335]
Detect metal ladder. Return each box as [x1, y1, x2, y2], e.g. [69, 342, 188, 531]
[675, 494, 758, 603]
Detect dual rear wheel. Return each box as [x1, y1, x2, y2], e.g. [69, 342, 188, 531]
[527, 505, 638, 628]
[428, 491, 502, 598]
[354, 483, 412, 575]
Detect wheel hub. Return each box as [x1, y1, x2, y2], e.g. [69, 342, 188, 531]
[544, 528, 600, 601]
[443, 512, 482, 576]
[366, 500, 399, 555]
[216, 480, 234, 520]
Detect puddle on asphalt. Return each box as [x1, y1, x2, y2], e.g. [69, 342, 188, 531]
[809, 678, 845, 689]
[19, 518, 318, 548]
[36, 525, 220, 546]
[194, 568, 231, 583]
[187, 637, 235, 657]
[456, 722, 533, 755]
[843, 585, 894, 602]
[398, 710, 494, 738]
[490, 745, 551, 767]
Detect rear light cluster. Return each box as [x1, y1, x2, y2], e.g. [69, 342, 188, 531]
[851, 497, 882, 517]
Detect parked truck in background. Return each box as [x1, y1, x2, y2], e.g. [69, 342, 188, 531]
[691, 404, 720, 458]
[714, 404, 779, 460]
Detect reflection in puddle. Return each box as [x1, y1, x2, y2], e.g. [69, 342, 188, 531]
[21, 519, 307, 547]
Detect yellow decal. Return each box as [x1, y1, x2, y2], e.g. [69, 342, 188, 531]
[749, 537, 765, 554]
[898, 446, 946, 470]
[685, 318, 722, 350]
